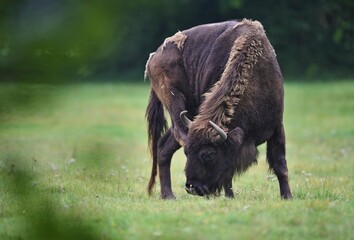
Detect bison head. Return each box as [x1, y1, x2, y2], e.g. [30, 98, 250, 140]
[180, 111, 243, 197]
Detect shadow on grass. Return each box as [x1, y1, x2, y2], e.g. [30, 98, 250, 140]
[0, 83, 114, 239]
[3, 157, 103, 240]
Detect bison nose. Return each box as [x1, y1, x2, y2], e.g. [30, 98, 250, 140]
[185, 182, 199, 195]
[185, 182, 210, 196]
[185, 183, 193, 193]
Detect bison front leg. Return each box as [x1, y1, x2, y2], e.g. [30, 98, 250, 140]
[222, 127, 245, 198]
[267, 125, 293, 199]
[157, 128, 181, 200]
[167, 90, 190, 146]
[154, 85, 189, 199]
[223, 179, 234, 198]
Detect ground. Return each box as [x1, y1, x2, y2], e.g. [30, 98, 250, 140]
[0, 80, 353, 239]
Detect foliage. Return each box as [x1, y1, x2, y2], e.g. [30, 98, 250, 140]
[1, 0, 353, 81]
[0, 81, 353, 239]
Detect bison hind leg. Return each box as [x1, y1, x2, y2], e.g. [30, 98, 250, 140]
[266, 125, 293, 199]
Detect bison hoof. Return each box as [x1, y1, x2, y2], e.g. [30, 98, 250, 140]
[281, 193, 293, 200]
[161, 193, 176, 200]
[225, 192, 234, 198]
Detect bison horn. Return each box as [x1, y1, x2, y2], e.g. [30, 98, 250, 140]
[209, 121, 227, 143]
[180, 110, 192, 128]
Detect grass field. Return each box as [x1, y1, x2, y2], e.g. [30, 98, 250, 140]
[0, 80, 353, 239]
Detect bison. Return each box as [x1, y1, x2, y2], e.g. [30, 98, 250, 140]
[145, 19, 293, 200]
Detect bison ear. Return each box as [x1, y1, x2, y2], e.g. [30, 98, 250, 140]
[227, 127, 244, 145]
[180, 110, 193, 128]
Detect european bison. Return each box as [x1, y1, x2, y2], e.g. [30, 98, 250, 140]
[145, 19, 293, 200]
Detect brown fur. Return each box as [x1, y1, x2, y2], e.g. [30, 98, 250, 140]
[162, 31, 187, 51]
[192, 19, 266, 142]
[144, 52, 155, 81]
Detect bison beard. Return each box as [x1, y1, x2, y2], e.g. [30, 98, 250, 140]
[145, 19, 293, 200]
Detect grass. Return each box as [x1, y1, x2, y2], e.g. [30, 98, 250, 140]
[0, 80, 353, 239]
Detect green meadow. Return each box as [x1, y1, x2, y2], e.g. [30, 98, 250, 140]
[0, 80, 353, 239]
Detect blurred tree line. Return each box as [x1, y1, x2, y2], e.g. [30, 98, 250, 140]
[1, 0, 353, 82]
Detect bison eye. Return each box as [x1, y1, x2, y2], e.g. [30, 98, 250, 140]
[200, 151, 216, 164]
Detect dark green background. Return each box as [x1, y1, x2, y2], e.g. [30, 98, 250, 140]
[1, 0, 353, 82]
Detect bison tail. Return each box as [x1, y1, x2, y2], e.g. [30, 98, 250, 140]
[146, 89, 167, 195]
